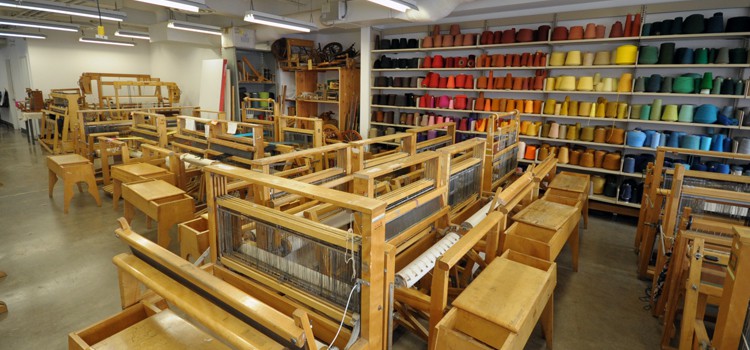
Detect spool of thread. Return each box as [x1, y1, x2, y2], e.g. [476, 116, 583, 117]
[593, 51, 611, 65]
[602, 152, 622, 170]
[545, 77, 555, 91]
[557, 76, 577, 91]
[646, 74, 662, 92]
[583, 52, 595, 66]
[594, 127, 607, 143]
[549, 52, 566, 66]
[668, 132, 685, 148]
[627, 129, 647, 147]
[623, 156, 636, 173]
[631, 105, 643, 119]
[548, 122, 560, 138]
[694, 104, 719, 124]
[716, 163, 731, 174]
[676, 47, 694, 64]
[558, 125, 568, 139]
[615, 45, 638, 65]
[565, 50, 583, 66]
[566, 123, 579, 140]
[524, 144, 538, 160]
[694, 48, 709, 64]
[570, 149, 581, 165]
[558, 146, 570, 164]
[662, 104, 679, 121]
[618, 73, 632, 92]
[591, 175, 605, 193]
[581, 152, 595, 168]
[517, 141, 526, 160]
[658, 42, 676, 64]
[661, 77, 673, 93]
[578, 102, 592, 117]
[700, 136, 712, 151]
[594, 150, 607, 168]
[580, 126, 595, 141]
[617, 103, 629, 119]
[672, 76, 694, 94]
[681, 135, 701, 150]
[602, 77, 615, 92]
[638, 46, 659, 64]
[650, 132, 662, 149]
[633, 77, 646, 92]
[640, 104, 652, 120]
[678, 105, 695, 122]
[739, 138, 750, 154]
[650, 99, 663, 121]
[577, 76, 594, 91]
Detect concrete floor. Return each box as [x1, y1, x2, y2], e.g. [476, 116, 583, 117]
[0, 128, 662, 349]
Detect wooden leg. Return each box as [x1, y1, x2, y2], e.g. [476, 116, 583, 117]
[541, 293, 554, 349]
[63, 179, 75, 214]
[113, 180, 121, 210]
[157, 220, 172, 248]
[117, 268, 141, 309]
[85, 167, 101, 207]
[123, 201, 136, 224]
[76, 182, 83, 193]
[0, 301, 6, 314]
[570, 221, 580, 272]
[48, 169, 57, 198]
[582, 199, 589, 229]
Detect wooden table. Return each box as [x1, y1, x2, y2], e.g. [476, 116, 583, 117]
[112, 163, 171, 210]
[547, 171, 590, 228]
[47, 154, 101, 214]
[122, 180, 194, 248]
[435, 251, 556, 350]
[506, 198, 581, 271]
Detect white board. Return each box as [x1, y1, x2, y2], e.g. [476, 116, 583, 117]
[199, 58, 226, 119]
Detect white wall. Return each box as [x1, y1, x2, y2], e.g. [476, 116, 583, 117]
[149, 41, 221, 107]
[26, 30, 152, 106]
[0, 38, 31, 129]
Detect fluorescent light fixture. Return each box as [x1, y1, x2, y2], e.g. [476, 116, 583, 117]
[367, 0, 417, 12]
[0, 16, 79, 32]
[115, 29, 150, 40]
[167, 19, 221, 36]
[0, 0, 126, 21]
[135, 0, 205, 13]
[0, 30, 46, 39]
[79, 37, 135, 46]
[244, 11, 317, 33]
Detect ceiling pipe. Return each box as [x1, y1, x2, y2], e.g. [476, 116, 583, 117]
[404, 0, 476, 22]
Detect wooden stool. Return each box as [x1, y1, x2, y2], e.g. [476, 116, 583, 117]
[506, 198, 581, 271]
[112, 163, 172, 210]
[547, 171, 589, 228]
[47, 154, 101, 214]
[435, 250, 556, 350]
[122, 180, 194, 248]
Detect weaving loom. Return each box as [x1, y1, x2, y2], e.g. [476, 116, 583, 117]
[635, 147, 750, 280]
[243, 97, 280, 142]
[129, 111, 173, 148]
[39, 90, 82, 154]
[205, 119, 266, 166]
[482, 111, 521, 193]
[406, 122, 456, 153]
[279, 115, 324, 151]
[349, 133, 417, 172]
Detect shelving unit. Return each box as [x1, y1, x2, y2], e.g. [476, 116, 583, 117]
[293, 67, 360, 131]
[223, 48, 277, 121]
[368, 2, 750, 211]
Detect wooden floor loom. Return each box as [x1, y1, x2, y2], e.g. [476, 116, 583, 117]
[635, 147, 750, 281]
[242, 97, 280, 142]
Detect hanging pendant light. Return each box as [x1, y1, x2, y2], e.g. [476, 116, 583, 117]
[79, 0, 135, 46]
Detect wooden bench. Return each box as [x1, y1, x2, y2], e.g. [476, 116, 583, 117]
[505, 198, 581, 272]
[47, 154, 101, 213]
[435, 250, 556, 350]
[547, 171, 589, 229]
[122, 180, 194, 248]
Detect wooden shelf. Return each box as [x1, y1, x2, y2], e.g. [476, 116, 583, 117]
[239, 81, 275, 84]
[296, 99, 340, 104]
[635, 63, 750, 69]
[550, 37, 639, 45]
[590, 194, 641, 208]
[519, 158, 643, 178]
